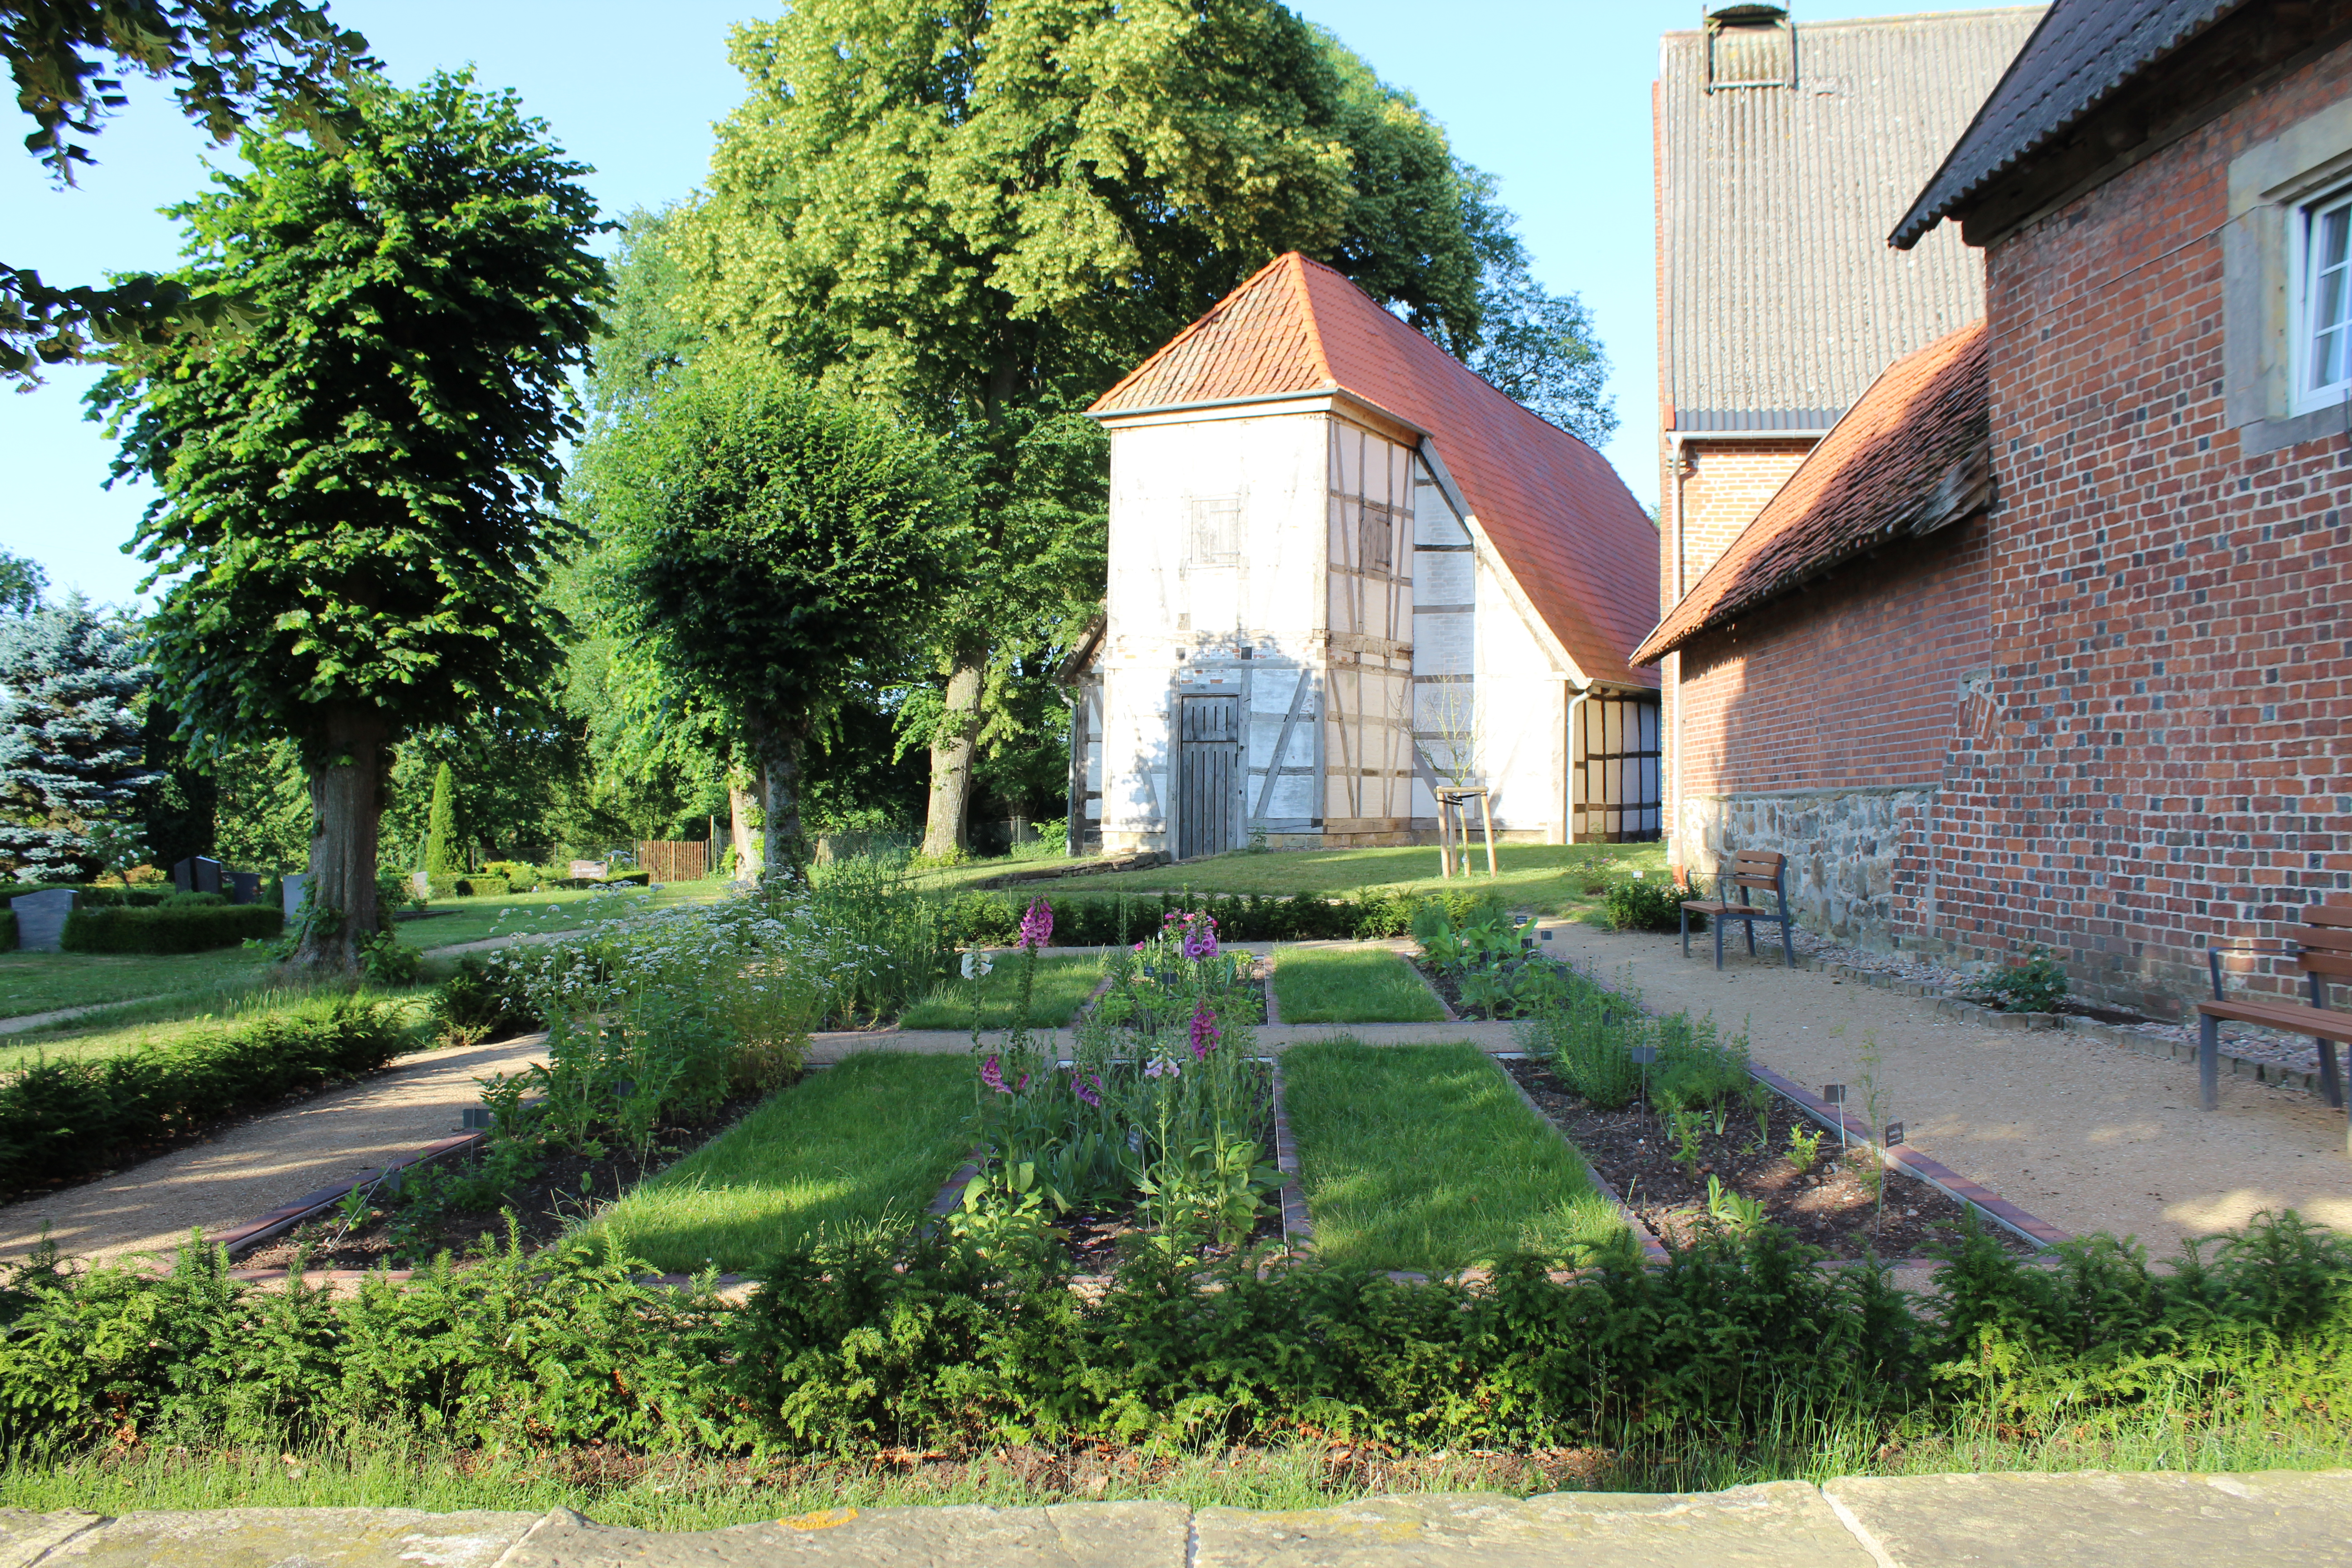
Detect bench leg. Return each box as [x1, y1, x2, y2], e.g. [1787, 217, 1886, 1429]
[1744, 911, 1756, 958]
[2200, 1013, 2219, 1112]
[1780, 917, 1796, 968]
[1713, 912, 1724, 970]
[1680, 906, 1689, 960]
[2319, 1033, 2344, 1110]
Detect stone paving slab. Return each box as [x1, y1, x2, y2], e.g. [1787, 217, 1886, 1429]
[29, 1506, 540, 1566]
[1193, 1484, 1868, 1567]
[1823, 1468, 2352, 1567]
[14, 1473, 2350, 1566]
[499, 1502, 1189, 1567]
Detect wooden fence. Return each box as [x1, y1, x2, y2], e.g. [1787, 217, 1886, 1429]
[636, 840, 718, 882]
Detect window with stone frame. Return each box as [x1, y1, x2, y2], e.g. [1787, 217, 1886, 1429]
[2299, 183, 2352, 407]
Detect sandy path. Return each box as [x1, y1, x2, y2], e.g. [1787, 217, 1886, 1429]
[1535, 921, 2352, 1250]
[0, 1034, 548, 1268]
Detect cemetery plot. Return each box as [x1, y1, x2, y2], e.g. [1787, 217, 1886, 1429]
[1269, 946, 1446, 1024]
[1504, 1061, 2036, 1260]
[1280, 1039, 1621, 1273]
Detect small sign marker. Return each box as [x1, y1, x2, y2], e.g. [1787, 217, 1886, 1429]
[1883, 1121, 1905, 1147]
[1821, 1083, 1847, 1104]
[461, 1107, 493, 1131]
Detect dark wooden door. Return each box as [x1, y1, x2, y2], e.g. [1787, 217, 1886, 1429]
[1177, 695, 1242, 860]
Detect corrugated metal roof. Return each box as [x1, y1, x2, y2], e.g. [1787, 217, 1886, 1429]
[1634, 319, 1989, 664]
[1089, 254, 1662, 691]
[1892, 1, 2246, 247]
[1659, 7, 2040, 428]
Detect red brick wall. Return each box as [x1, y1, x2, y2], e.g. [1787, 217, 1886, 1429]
[1952, 46, 2352, 1010]
[1660, 440, 1815, 609]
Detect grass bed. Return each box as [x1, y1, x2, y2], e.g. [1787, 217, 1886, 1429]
[595, 1051, 974, 1273]
[897, 955, 1105, 1029]
[0, 946, 282, 1022]
[1271, 946, 1446, 1024]
[1281, 1039, 1620, 1272]
[400, 881, 735, 952]
[0, 985, 436, 1074]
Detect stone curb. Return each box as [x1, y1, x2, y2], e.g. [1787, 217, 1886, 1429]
[11, 1470, 2350, 1565]
[1268, 1054, 1313, 1249]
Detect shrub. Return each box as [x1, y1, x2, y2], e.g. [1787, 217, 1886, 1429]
[1602, 875, 1690, 934]
[377, 869, 423, 913]
[74, 886, 172, 908]
[452, 875, 510, 897]
[61, 904, 281, 954]
[0, 995, 409, 1197]
[1970, 944, 2068, 1013]
[431, 953, 541, 1045]
[599, 869, 652, 887]
[161, 889, 226, 907]
[0, 911, 12, 950]
[481, 859, 539, 892]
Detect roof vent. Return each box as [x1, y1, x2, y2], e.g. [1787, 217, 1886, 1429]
[1705, 4, 1795, 93]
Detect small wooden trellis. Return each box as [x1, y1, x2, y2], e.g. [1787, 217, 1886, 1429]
[1434, 786, 1497, 879]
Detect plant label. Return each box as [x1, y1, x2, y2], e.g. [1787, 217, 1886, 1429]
[1822, 1083, 1847, 1104]
[1883, 1121, 1905, 1147]
[1629, 1044, 1658, 1065]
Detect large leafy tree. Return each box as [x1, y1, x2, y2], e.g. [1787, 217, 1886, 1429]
[93, 71, 607, 969]
[670, 0, 1610, 855]
[0, 594, 156, 879]
[583, 361, 966, 873]
[2, 0, 376, 378]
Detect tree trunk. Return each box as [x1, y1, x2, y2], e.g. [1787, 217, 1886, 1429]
[920, 657, 985, 858]
[751, 725, 807, 878]
[728, 778, 759, 879]
[295, 707, 389, 973]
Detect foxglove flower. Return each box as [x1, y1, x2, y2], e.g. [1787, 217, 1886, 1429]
[961, 951, 994, 980]
[1189, 1003, 1220, 1060]
[1073, 1071, 1103, 1108]
[1143, 1054, 1181, 1080]
[981, 1054, 1010, 1093]
[1018, 897, 1054, 950]
[1181, 914, 1220, 961]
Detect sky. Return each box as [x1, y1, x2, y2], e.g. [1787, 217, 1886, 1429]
[0, 0, 2026, 608]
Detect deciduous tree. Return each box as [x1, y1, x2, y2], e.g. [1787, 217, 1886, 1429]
[582, 361, 965, 873]
[94, 71, 606, 970]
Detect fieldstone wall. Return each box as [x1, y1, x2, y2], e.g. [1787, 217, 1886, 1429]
[1678, 786, 1934, 952]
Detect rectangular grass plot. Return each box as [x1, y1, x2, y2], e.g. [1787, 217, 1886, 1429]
[1271, 947, 1446, 1024]
[1279, 1039, 1621, 1273]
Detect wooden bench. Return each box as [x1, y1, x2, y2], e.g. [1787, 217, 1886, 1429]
[2199, 904, 2352, 1150]
[1679, 850, 1798, 970]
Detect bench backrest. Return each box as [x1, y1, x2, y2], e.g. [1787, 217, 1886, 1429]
[1726, 850, 1786, 895]
[2300, 904, 2352, 980]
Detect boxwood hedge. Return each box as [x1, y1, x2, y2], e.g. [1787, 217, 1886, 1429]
[61, 905, 282, 955]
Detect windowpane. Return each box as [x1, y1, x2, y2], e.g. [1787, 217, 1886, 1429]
[2308, 197, 2352, 394]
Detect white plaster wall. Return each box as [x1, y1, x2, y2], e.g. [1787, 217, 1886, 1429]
[1410, 464, 1475, 820]
[1474, 551, 1566, 838]
[1098, 412, 1329, 849]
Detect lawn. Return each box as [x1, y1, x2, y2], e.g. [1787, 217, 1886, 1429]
[399, 879, 736, 951]
[897, 954, 1106, 1029]
[595, 1051, 975, 1273]
[1280, 1039, 1620, 1272]
[1270, 946, 1446, 1024]
[0, 946, 281, 1021]
[903, 841, 1671, 917]
[0, 983, 442, 1073]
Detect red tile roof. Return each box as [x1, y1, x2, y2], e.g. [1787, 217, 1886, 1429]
[1632, 320, 1990, 665]
[1088, 253, 1661, 691]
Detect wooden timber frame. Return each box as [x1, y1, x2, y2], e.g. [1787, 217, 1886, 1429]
[1434, 785, 1497, 878]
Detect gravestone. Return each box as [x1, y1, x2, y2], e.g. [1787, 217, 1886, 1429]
[281, 873, 309, 919]
[172, 856, 223, 896]
[11, 888, 78, 953]
[569, 860, 605, 880]
[225, 871, 261, 906]
[410, 870, 430, 901]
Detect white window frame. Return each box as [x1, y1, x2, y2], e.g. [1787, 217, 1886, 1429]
[2291, 181, 2352, 414]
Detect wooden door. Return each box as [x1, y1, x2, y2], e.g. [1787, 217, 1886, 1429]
[1177, 695, 1241, 860]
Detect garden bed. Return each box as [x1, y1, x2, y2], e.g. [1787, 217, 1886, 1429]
[1503, 1060, 2035, 1260]
[241, 1090, 772, 1271]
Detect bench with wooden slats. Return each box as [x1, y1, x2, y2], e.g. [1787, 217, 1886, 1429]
[1679, 848, 1798, 970]
[2198, 903, 2352, 1148]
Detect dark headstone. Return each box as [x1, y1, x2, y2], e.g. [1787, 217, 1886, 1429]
[172, 856, 223, 896]
[282, 873, 309, 919]
[225, 870, 261, 906]
[11, 888, 78, 952]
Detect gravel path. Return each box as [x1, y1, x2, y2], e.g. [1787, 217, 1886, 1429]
[0, 1034, 548, 1268]
[1535, 921, 2352, 1250]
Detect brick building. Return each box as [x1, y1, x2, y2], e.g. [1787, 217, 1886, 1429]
[1645, 0, 2352, 1016]
[1654, 4, 2043, 860]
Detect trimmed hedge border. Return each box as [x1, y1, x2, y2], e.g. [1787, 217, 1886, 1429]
[0, 995, 409, 1197]
[61, 905, 281, 955]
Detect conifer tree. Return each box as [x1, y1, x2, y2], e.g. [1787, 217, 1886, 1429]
[0, 596, 157, 880]
[422, 762, 459, 877]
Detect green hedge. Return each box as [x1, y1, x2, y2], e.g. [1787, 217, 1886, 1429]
[935, 888, 1501, 948]
[0, 910, 13, 950]
[0, 1212, 2343, 1459]
[452, 876, 510, 897]
[61, 905, 282, 955]
[0, 995, 408, 1198]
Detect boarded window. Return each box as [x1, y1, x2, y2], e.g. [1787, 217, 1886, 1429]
[1188, 499, 1241, 565]
[1360, 502, 1394, 575]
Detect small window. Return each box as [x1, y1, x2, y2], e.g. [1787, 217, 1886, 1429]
[1359, 503, 1393, 575]
[2301, 187, 2352, 404]
[1188, 499, 1240, 566]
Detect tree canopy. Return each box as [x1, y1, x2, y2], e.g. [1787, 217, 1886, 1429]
[93, 69, 607, 967]
[2, 0, 377, 377]
[582, 360, 967, 871]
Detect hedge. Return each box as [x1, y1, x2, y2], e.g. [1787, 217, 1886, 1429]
[0, 1211, 2343, 1459]
[453, 876, 510, 897]
[935, 887, 1506, 949]
[61, 905, 282, 955]
[0, 995, 409, 1197]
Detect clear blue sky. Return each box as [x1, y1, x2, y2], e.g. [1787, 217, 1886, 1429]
[0, 0, 2023, 607]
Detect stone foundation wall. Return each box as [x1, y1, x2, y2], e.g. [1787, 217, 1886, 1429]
[1679, 786, 1934, 952]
